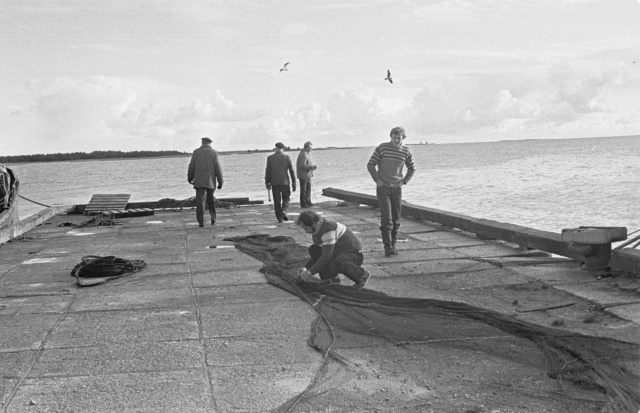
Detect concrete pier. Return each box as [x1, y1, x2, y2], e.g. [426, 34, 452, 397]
[1, 201, 638, 412]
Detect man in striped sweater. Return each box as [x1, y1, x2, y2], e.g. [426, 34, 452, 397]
[367, 126, 416, 256]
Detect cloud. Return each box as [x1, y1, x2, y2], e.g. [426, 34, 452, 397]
[4, 59, 640, 156]
[402, 62, 640, 139]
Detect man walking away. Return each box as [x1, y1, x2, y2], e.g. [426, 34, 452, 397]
[188, 137, 223, 228]
[295, 210, 370, 288]
[367, 126, 415, 256]
[265, 142, 296, 223]
[296, 141, 317, 208]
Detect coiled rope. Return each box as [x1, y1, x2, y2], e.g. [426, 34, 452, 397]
[70, 255, 147, 287]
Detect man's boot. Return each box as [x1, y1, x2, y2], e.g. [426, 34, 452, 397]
[381, 229, 395, 257]
[342, 263, 370, 289]
[391, 228, 399, 255]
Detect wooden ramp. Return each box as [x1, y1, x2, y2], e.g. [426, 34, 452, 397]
[84, 194, 155, 218]
[84, 194, 131, 214]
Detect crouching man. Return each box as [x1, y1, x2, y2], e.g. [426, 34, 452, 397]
[295, 210, 370, 288]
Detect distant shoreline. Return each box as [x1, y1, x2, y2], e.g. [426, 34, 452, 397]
[1, 146, 364, 165]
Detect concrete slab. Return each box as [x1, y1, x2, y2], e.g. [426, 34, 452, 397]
[555, 283, 640, 307]
[365, 247, 466, 264]
[607, 303, 640, 324]
[196, 284, 297, 306]
[29, 340, 203, 377]
[69, 287, 194, 312]
[447, 243, 520, 257]
[373, 258, 495, 276]
[6, 371, 211, 413]
[210, 363, 318, 412]
[0, 314, 62, 351]
[0, 351, 37, 378]
[192, 268, 266, 287]
[397, 267, 532, 291]
[0, 294, 73, 315]
[204, 331, 319, 367]
[45, 309, 198, 348]
[0, 265, 72, 285]
[199, 301, 315, 338]
[0, 282, 73, 296]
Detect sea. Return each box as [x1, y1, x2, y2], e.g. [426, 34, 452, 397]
[6, 135, 640, 237]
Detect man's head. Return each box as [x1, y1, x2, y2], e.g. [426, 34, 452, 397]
[303, 141, 313, 152]
[275, 142, 286, 151]
[202, 137, 213, 144]
[389, 127, 405, 147]
[296, 210, 322, 233]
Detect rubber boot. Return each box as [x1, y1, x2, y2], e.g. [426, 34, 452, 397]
[391, 229, 398, 255]
[342, 262, 369, 288]
[381, 230, 395, 257]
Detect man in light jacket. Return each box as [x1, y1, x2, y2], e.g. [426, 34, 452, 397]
[188, 137, 223, 227]
[296, 141, 317, 208]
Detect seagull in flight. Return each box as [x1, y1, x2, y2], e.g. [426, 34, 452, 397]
[384, 69, 393, 84]
[280, 62, 290, 72]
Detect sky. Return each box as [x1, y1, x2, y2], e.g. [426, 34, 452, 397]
[2, 0, 640, 155]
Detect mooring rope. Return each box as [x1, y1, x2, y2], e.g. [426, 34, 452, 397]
[19, 195, 51, 208]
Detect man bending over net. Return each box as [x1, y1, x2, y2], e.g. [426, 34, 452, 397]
[295, 210, 370, 288]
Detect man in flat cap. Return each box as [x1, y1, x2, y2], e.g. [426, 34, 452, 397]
[296, 141, 317, 208]
[188, 137, 223, 227]
[265, 142, 296, 222]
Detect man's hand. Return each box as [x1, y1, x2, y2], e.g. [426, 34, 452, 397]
[312, 165, 317, 170]
[266, 184, 271, 190]
[296, 267, 312, 281]
[188, 179, 193, 184]
[217, 183, 223, 189]
[375, 179, 384, 187]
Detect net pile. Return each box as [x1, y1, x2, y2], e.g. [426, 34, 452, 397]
[226, 234, 640, 413]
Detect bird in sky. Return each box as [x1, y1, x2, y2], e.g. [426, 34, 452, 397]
[280, 62, 290, 72]
[384, 69, 393, 84]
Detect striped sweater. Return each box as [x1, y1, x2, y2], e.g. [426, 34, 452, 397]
[367, 142, 415, 187]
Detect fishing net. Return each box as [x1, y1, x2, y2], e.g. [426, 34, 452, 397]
[226, 234, 640, 413]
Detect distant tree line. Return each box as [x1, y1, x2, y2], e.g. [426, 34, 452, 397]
[0, 150, 190, 164]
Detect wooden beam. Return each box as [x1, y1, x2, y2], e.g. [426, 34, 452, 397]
[321, 187, 623, 269]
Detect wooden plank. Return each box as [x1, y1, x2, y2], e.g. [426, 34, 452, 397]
[85, 194, 131, 213]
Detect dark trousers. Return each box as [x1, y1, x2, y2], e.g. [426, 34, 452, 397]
[376, 186, 402, 233]
[271, 185, 290, 220]
[195, 187, 216, 225]
[306, 244, 365, 282]
[299, 179, 312, 207]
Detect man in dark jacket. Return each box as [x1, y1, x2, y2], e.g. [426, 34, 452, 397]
[188, 137, 223, 227]
[265, 142, 296, 223]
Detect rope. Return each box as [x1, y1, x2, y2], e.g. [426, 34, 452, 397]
[19, 195, 51, 207]
[613, 233, 640, 250]
[70, 255, 147, 287]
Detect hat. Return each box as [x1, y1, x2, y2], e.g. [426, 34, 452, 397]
[303, 141, 312, 148]
[201, 137, 212, 143]
[275, 142, 286, 149]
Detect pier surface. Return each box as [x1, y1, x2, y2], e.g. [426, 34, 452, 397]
[1, 202, 639, 412]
